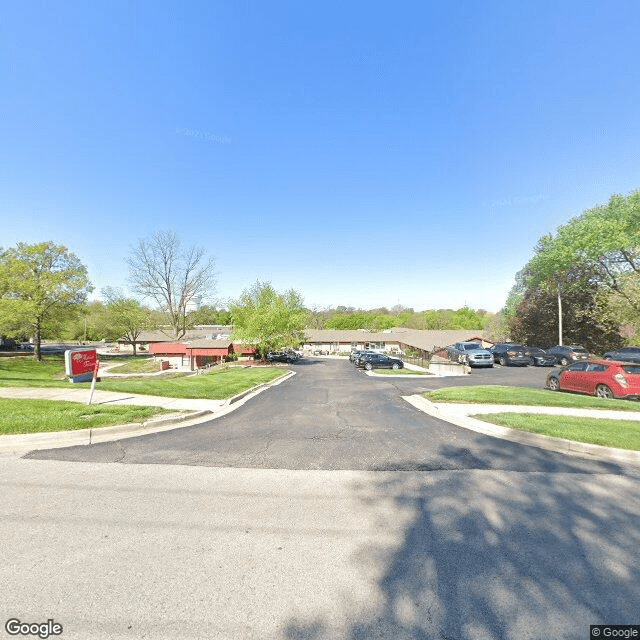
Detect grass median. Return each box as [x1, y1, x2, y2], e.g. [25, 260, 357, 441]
[471, 412, 640, 451]
[425, 385, 640, 412]
[0, 398, 171, 435]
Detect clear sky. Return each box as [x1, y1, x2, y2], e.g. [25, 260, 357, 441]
[2, 1, 640, 313]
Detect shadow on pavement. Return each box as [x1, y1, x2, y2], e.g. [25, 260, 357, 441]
[282, 443, 640, 640]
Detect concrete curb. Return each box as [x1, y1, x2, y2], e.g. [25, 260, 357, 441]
[403, 395, 640, 465]
[0, 371, 296, 454]
[365, 370, 433, 378]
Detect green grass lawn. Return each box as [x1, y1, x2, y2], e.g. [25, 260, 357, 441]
[472, 412, 640, 451]
[0, 355, 70, 388]
[106, 357, 163, 374]
[0, 398, 170, 435]
[425, 385, 640, 412]
[0, 355, 286, 399]
[92, 366, 286, 399]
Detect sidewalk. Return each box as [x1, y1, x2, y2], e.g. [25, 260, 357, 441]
[404, 394, 640, 465]
[0, 386, 226, 411]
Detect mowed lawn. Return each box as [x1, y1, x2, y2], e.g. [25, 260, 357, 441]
[425, 385, 640, 450]
[473, 412, 640, 451]
[0, 356, 286, 399]
[95, 366, 286, 399]
[425, 385, 640, 412]
[0, 398, 170, 435]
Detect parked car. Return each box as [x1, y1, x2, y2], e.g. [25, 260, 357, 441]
[446, 342, 494, 368]
[266, 351, 299, 363]
[524, 346, 557, 367]
[355, 353, 404, 371]
[545, 345, 590, 366]
[546, 359, 640, 399]
[488, 343, 530, 366]
[350, 349, 376, 363]
[602, 346, 640, 364]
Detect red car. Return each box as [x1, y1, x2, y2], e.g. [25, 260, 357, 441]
[546, 359, 640, 399]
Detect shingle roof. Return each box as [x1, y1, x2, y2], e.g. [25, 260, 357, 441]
[121, 325, 233, 343]
[303, 328, 484, 352]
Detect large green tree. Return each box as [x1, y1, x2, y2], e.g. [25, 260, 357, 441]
[521, 189, 640, 344]
[0, 242, 92, 360]
[511, 269, 623, 353]
[230, 281, 307, 357]
[101, 287, 155, 355]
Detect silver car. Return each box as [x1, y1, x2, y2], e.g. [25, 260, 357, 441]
[447, 342, 494, 367]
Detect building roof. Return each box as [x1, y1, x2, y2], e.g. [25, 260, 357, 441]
[303, 328, 484, 352]
[120, 326, 233, 343]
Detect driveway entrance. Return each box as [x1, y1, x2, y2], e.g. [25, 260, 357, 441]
[27, 359, 634, 475]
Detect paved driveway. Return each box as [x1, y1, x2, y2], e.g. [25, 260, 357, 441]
[10, 359, 640, 639]
[26, 359, 638, 475]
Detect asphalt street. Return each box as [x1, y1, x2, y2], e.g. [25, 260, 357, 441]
[4, 359, 640, 640]
[25, 358, 640, 475]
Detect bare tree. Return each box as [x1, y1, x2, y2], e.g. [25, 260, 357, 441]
[126, 231, 216, 339]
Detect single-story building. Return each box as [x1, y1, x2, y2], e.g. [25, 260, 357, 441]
[302, 328, 490, 357]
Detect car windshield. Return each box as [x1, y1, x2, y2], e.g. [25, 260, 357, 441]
[463, 344, 481, 350]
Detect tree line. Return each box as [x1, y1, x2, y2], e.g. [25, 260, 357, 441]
[0, 230, 493, 362]
[499, 189, 640, 352]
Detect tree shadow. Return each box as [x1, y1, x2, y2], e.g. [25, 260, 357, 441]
[282, 443, 640, 639]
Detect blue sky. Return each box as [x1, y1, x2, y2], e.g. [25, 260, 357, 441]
[2, 1, 640, 313]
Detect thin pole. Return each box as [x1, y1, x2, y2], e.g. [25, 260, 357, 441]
[557, 285, 563, 346]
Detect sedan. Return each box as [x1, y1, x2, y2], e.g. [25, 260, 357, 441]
[356, 353, 404, 371]
[546, 359, 640, 399]
[266, 351, 298, 363]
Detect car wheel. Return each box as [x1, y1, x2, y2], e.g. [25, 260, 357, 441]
[499, 356, 507, 366]
[365, 363, 373, 371]
[548, 377, 560, 391]
[392, 363, 399, 370]
[529, 357, 536, 366]
[595, 384, 614, 399]
[559, 357, 569, 366]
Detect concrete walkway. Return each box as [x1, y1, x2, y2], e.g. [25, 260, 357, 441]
[0, 386, 226, 411]
[404, 394, 640, 465]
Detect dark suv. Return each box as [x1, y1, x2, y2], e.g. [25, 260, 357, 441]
[546, 345, 589, 366]
[488, 343, 530, 366]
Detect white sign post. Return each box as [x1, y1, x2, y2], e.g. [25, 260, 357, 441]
[87, 360, 100, 405]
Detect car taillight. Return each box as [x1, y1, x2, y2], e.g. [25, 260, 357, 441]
[614, 373, 628, 388]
